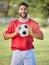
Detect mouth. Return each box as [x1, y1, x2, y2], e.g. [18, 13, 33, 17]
[20, 13, 27, 18]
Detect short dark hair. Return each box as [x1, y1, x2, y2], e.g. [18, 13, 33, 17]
[19, 2, 28, 8]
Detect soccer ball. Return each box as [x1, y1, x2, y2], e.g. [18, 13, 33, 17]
[18, 24, 29, 37]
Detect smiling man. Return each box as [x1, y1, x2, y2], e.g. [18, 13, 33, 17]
[3, 2, 44, 65]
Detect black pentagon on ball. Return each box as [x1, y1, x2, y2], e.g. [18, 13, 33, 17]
[25, 25, 27, 28]
[23, 31, 26, 35]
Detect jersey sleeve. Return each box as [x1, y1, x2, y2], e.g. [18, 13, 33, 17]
[31, 19, 43, 35]
[33, 22, 43, 35]
[3, 22, 12, 37]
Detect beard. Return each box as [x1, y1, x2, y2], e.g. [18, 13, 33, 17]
[20, 12, 27, 18]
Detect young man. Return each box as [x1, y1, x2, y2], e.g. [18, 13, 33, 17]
[3, 2, 44, 65]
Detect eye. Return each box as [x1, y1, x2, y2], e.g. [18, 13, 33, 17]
[25, 25, 27, 28]
[21, 8, 23, 10]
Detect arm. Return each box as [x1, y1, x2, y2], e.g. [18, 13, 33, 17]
[3, 25, 20, 40]
[29, 30, 44, 40]
[3, 31, 18, 40]
[28, 26, 44, 40]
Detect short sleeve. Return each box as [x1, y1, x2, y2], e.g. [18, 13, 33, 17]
[3, 23, 12, 36]
[31, 19, 43, 35]
[34, 23, 43, 35]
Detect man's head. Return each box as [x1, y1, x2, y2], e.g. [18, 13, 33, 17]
[18, 2, 28, 18]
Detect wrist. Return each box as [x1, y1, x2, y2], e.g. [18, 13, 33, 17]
[14, 32, 18, 36]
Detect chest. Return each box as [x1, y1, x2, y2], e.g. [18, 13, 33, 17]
[12, 21, 34, 33]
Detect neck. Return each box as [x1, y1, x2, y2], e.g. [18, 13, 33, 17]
[19, 17, 28, 21]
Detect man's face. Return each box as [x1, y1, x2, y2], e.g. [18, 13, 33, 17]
[18, 5, 28, 18]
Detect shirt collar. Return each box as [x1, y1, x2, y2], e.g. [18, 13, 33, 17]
[18, 18, 29, 22]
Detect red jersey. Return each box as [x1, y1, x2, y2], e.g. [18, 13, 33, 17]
[3, 18, 43, 50]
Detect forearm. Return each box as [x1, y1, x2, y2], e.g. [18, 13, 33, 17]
[30, 32, 44, 40]
[3, 32, 17, 40]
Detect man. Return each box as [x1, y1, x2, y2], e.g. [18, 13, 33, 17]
[3, 2, 44, 65]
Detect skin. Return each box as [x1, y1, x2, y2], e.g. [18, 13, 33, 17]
[3, 5, 44, 40]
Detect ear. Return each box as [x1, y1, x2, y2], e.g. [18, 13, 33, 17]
[27, 9, 29, 12]
[18, 10, 19, 13]
[18, 9, 20, 14]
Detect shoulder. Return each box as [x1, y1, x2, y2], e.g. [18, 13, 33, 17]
[9, 19, 18, 26]
[29, 18, 38, 24]
[30, 18, 40, 26]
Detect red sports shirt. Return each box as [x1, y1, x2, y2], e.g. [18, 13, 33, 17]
[3, 18, 43, 50]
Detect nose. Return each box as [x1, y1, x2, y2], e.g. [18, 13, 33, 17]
[23, 31, 26, 35]
[22, 10, 25, 13]
[21, 9, 26, 13]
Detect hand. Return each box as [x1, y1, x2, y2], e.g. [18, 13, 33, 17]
[15, 25, 20, 35]
[28, 26, 33, 36]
